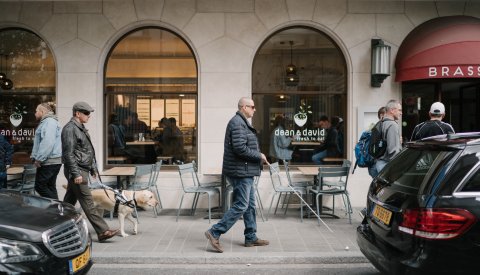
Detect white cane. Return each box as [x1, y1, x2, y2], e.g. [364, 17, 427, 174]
[268, 163, 333, 233]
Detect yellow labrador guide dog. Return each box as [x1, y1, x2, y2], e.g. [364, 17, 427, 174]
[63, 183, 158, 237]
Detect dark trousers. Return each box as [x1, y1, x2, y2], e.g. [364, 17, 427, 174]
[35, 164, 62, 200]
[0, 171, 6, 189]
[64, 180, 109, 236]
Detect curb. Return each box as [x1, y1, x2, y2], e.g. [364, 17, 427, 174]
[93, 252, 368, 265]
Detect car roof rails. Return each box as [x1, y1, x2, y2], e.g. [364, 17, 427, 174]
[420, 132, 480, 141]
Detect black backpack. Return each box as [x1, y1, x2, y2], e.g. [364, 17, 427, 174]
[368, 120, 387, 159]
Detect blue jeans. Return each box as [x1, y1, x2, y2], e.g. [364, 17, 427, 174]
[375, 159, 388, 175]
[209, 176, 257, 243]
[312, 150, 328, 164]
[368, 165, 378, 178]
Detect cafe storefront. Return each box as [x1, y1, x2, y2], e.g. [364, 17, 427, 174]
[396, 16, 480, 141]
[2, 0, 477, 207]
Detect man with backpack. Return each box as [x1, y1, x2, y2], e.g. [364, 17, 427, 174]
[410, 102, 455, 141]
[353, 107, 386, 177]
[373, 100, 402, 176]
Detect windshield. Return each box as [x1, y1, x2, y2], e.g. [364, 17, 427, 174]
[377, 149, 454, 192]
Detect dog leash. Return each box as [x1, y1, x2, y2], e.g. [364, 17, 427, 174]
[96, 174, 140, 223]
[268, 163, 333, 232]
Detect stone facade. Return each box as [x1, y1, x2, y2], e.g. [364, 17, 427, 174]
[0, 0, 477, 208]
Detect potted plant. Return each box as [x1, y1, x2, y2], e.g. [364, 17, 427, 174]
[293, 101, 312, 127]
[10, 104, 27, 127]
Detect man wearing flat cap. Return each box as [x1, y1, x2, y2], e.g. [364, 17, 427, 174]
[62, 101, 119, 242]
[410, 102, 455, 141]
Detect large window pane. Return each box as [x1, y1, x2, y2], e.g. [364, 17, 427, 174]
[105, 28, 197, 165]
[0, 28, 55, 165]
[252, 27, 347, 165]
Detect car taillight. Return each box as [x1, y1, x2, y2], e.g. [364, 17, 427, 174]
[398, 208, 476, 240]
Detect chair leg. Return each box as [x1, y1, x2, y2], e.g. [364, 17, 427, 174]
[300, 192, 303, 223]
[332, 196, 335, 215]
[316, 193, 321, 225]
[274, 193, 282, 215]
[344, 193, 352, 224]
[255, 192, 265, 222]
[267, 193, 277, 221]
[207, 193, 211, 224]
[255, 187, 264, 210]
[154, 185, 163, 209]
[176, 193, 185, 222]
[191, 193, 200, 216]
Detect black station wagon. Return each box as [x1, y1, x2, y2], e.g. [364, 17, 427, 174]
[0, 190, 92, 274]
[357, 133, 480, 275]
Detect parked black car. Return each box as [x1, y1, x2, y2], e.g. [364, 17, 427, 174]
[0, 190, 92, 274]
[357, 133, 480, 275]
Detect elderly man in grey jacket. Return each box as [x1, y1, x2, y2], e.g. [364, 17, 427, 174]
[375, 100, 403, 174]
[205, 97, 269, 253]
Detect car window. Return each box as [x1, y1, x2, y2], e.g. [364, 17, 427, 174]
[438, 150, 480, 195]
[462, 167, 480, 192]
[378, 149, 448, 190]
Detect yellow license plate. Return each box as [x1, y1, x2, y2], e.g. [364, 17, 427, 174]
[69, 246, 90, 274]
[372, 204, 392, 225]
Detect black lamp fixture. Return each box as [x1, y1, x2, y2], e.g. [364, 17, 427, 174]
[285, 40, 299, 86]
[0, 54, 13, 90]
[371, 39, 391, 87]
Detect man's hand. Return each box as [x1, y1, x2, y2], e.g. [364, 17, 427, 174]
[74, 176, 83, 184]
[34, 160, 41, 168]
[261, 153, 270, 165]
[6, 165, 10, 169]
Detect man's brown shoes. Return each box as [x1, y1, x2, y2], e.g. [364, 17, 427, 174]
[245, 239, 269, 247]
[205, 230, 223, 253]
[98, 229, 119, 242]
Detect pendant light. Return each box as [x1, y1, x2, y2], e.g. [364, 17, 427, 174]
[0, 54, 13, 90]
[285, 40, 299, 86]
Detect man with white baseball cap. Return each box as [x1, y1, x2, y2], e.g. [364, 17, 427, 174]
[410, 102, 455, 141]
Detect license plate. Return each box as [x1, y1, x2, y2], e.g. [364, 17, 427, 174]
[372, 204, 392, 225]
[69, 246, 90, 274]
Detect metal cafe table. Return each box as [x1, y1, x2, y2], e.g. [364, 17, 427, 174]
[7, 166, 24, 176]
[100, 166, 136, 189]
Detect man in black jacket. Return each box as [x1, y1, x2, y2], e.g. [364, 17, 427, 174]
[62, 101, 119, 242]
[0, 132, 13, 189]
[410, 102, 455, 141]
[205, 97, 269, 253]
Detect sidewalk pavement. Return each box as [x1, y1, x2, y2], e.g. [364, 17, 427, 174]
[90, 207, 368, 265]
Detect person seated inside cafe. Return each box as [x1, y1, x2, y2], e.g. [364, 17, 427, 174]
[107, 113, 126, 157]
[269, 115, 293, 164]
[311, 115, 340, 164]
[125, 112, 150, 141]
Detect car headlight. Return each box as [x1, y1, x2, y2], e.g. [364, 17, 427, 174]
[0, 238, 44, 263]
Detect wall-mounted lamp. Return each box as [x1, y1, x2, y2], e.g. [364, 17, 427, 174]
[371, 39, 391, 87]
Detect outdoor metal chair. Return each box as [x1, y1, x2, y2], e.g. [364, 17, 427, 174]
[127, 162, 162, 216]
[177, 162, 220, 223]
[282, 160, 314, 208]
[310, 166, 352, 224]
[8, 164, 36, 195]
[268, 162, 307, 222]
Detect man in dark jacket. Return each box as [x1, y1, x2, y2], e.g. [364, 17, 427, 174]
[0, 133, 13, 189]
[311, 116, 340, 164]
[410, 102, 455, 141]
[205, 97, 269, 253]
[62, 101, 119, 242]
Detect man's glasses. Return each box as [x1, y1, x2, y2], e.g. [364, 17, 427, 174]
[245, 105, 255, 110]
[79, 110, 90, 116]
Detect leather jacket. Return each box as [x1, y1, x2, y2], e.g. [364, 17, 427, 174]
[61, 118, 98, 182]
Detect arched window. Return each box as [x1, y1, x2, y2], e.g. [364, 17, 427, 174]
[0, 28, 55, 164]
[252, 27, 347, 165]
[105, 27, 197, 165]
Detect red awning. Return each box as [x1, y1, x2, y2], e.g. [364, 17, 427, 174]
[395, 16, 480, 82]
